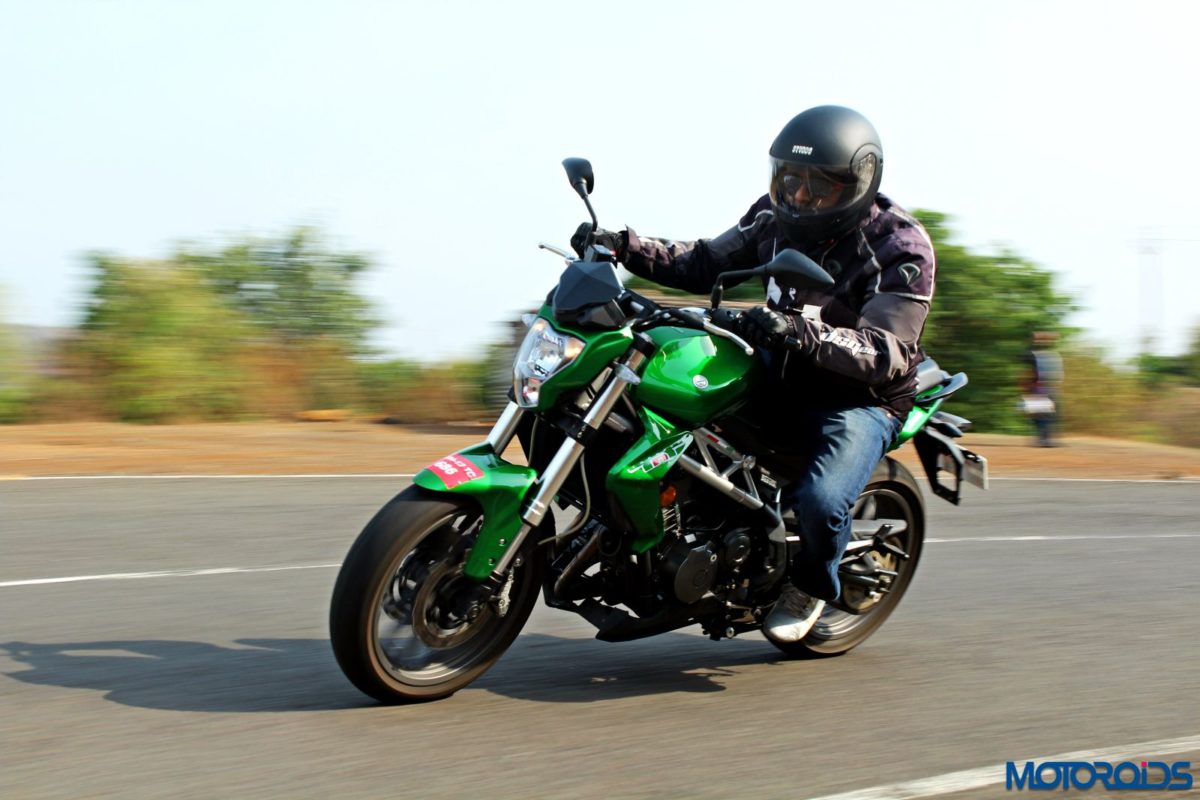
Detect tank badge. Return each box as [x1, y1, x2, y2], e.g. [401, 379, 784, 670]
[692, 375, 710, 390]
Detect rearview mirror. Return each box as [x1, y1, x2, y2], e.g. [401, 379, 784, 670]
[562, 157, 595, 196]
[764, 249, 835, 291]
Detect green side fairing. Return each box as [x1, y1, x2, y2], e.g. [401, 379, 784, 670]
[607, 407, 693, 553]
[530, 307, 634, 410]
[412, 443, 537, 581]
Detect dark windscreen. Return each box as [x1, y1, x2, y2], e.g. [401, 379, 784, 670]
[551, 261, 628, 328]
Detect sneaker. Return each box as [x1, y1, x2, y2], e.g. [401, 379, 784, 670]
[763, 582, 826, 644]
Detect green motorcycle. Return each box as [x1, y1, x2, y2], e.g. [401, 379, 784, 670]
[329, 158, 987, 704]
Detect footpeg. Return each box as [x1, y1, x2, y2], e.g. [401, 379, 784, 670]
[838, 549, 900, 593]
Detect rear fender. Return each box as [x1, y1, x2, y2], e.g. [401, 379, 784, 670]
[912, 428, 989, 505]
[412, 443, 537, 580]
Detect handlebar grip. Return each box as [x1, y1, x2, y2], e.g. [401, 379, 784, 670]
[709, 307, 742, 331]
[670, 309, 707, 328]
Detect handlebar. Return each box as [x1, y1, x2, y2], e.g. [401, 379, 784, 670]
[535, 242, 755, 355]
[624, 294, 754, 355]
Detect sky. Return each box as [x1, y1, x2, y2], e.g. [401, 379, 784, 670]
[2, 0, 1198, 362]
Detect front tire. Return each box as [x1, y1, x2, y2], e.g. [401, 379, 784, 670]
[330, 486, 544, 703]
[769, 457, 925, 658]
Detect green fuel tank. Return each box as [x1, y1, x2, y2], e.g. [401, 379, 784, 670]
[632, 327, 762, 427]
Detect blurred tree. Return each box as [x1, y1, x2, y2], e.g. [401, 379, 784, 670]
[1133, 350, 1187, 389]
[1178, 324, 1200, 386]
[358, 358, 491, 424]
[915, 211, 1075, 432]
[82, 256, 253, 422]
[0, 292, 34, 422]
[176, 227, 378, 353]
[1062, 345, 1161, 439]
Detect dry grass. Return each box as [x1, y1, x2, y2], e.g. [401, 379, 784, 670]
[2, 422, 1198, 480]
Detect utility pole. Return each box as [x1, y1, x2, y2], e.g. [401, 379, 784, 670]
[1136, 230, 1200, 356]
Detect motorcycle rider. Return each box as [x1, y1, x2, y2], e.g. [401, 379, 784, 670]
[570, 105, 936, 644]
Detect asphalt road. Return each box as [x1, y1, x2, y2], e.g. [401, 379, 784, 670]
[2, 476, 1198, 799]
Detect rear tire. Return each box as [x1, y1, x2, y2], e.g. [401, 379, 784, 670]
[330, 485, 544, 703]
[769, 457, 924, 659]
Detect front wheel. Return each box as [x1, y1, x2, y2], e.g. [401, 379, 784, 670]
[329, 486, 544, 703]
[770, 457, 925, 659]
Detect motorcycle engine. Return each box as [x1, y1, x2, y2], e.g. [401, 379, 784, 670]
[661, 540, 718, 604]
[658, 505, 757, 604]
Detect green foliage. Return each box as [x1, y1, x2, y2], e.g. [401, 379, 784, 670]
[1137, 324, 1200, 388]
[1060, 345, 1162, 439]
[60, 228, 384, 422]
[0, 289, 31, 421]
[1182, 326, 1200, 385]
[176, 227, 377, 353]
[82, 257, 253, 422]
[1133, 351, 1187, 390]
[915, 210, 1075, 432]
[1147, 387, 1200, 448]
[0, 320, 33, 423]
[1182, 326, 1200, 386]
[357, 359, 422, 417]
[357, 358, 492, 423]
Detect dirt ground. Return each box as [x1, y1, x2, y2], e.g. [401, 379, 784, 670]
[3, 421, 1200, 480]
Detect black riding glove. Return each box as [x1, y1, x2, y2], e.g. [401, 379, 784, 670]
[570, 223, 625, 260]
[736, 305, 795, 350]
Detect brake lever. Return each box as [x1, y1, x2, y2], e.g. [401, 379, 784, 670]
[702, 319, 754, 355]
[665, 307, 755, 355]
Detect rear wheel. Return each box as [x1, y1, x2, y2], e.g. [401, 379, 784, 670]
[330, 486, 544, 703]
[769, 457, 924, 658]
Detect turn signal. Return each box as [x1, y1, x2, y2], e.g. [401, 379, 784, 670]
[659, 485, 677, 506]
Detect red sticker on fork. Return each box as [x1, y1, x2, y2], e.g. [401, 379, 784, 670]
[426, 454, 484, 488]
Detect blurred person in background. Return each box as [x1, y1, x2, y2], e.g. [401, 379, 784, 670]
[1021, 330, 1064, 447]
[571, 105, 935, 645]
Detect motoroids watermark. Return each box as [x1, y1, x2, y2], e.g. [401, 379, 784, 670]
[1006, 760, 1193, 791]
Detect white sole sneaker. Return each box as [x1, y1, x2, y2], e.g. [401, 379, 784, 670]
[763, 586, 826, 644]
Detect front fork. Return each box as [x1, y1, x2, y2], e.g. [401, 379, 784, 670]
[476, 349, 648, 593]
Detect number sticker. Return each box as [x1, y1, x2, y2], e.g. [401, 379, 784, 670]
[427, 454, 484, 488]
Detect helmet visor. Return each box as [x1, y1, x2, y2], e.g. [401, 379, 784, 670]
[769, 154, 877, 218]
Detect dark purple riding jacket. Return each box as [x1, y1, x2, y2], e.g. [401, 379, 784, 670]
[621, 193, 936, 418]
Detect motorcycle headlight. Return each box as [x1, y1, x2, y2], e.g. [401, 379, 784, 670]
[512, 318, 585, 408]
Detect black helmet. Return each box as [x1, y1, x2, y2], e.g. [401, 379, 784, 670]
[768, 105, 883, 245]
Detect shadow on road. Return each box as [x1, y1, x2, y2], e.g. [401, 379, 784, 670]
[1, 632, 788, 711]
[0, 638, 365, 712]
[475, 632, 781, 703]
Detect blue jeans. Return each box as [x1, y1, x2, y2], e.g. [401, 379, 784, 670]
[781, 406, 901, 601]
